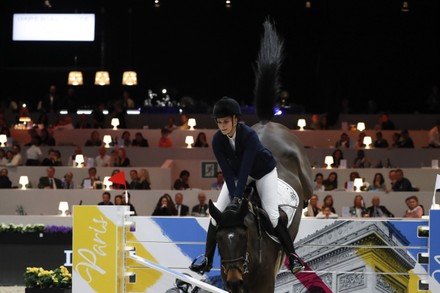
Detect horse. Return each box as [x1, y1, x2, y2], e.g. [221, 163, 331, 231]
[207, 20, 314, 293]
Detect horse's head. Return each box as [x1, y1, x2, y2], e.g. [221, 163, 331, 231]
[209, 198, 249, 293]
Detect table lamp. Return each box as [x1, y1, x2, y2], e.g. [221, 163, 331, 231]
[354, 178, 364, 191]
[58, 201, 69, 216]
[188, 118, 196, 130]
[111, 118, 120, 130]
[297, 119, 306, 131]
[324, 156, 334, 169]
[19, 176, 29, 190]
[103, 176, 111, 190]
[185, 136, 194, 148]
[75, 154, 85, 167]
[363, 136, 372, 149]
[0, 134, 7, 147]
[103, 135, 112, 148]
[356, 122, 366, 132]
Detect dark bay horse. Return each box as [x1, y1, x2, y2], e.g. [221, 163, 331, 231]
[208, 20, 314, 293]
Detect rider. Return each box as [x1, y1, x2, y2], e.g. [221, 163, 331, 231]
[189, 96, 304, 275]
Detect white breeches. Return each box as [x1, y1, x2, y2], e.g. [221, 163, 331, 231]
[212, 167, 279, 227]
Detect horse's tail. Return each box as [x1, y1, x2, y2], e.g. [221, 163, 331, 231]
[253, 18, 284, 123]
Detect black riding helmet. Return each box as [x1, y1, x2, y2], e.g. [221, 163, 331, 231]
[212, 96, 241, 118]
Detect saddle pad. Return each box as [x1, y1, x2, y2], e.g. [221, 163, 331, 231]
[277, 178, 300, 228]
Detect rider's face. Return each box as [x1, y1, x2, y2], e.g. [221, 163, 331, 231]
[216, 116, 237, 137]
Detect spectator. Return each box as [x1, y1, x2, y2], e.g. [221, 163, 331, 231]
[114, 195, 123, 205]
[354, 131, 366, 149]
[95, 145, 111, 167]
[403, 195, 424, 218]
[2, 144, 23, 166]
[386, 169, 397, 192]
[62, 171, 75, 189]
[122, 192, 137, 216]
[38, 84, 61, 113]
[373, 131, 389, 148]
[367, 196, 394, 217]
[0, 168, 12, 188]
[316, 206, 338, 219]
[389, 132, 401, 149]
[84, 130, 102, 146]
[331, 149, 344, 168]
[398, 130, 414, 148]
[192, 191, 209, 216]
[0, 149, 8, 165]
[25, 128, 42, 147]
[113, 148, 130, 167]
[194, 132, 209, 147]
[41, 148, 61, 166]
[321, 194, 336, 214]
[173, 170, 190, 190]
[128, 169, 142, 189]
[138, 168, 152, 190]
[367, 172, 387, 192]
[40, 127, 56, 146]
[210, 171, 224, 190]
[174, 192, 189, 216]
[323, 172, 338, 191]
[392, 169, 416, 192]
[38, 166, 63, 189]
[304, 194, 321, 217]
[158, 128, 173, 147]
[70, 145, 84, 166]
[120, 131, 132, 147]
[179, 114, 190, 130]
[152, 193, 176, 216]
[91, 103, 106, 128]
[81, 167, 100, 189]
[313, 173, 325, 192]
[428, 120, 440, 148]
[353, 149, 372, 168]
[110, 169, 128, 190]
[335, 132, 351, 149]
[132, 132, 149, 147]
[309, 114, 322, 130]
[25, 137, 43, 166]
[379, 112, 395, 130]
[349, 194, 368, 218]
[98, 191, 114, 205]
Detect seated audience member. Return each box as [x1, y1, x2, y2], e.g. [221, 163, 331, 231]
[0, 149, 8, 165]
[392, 169, 417, 192]
[321, 194, 336, 214]
[179, 114, 190, 130]
[38, 166, 63, 189]
[344, 171, 361, 191]
[152, 194, 176, 216]
[316, 206, 338, 219]
[120, 131, 132, 147]
[174, 170, 190, 190]
[389, 132, 401, 149]
[81, 167, 100, 189]
[98, 191, 114, 205]
[0, 168, 12, 188]
[132, 132, 149, 147]
[194, 132, 209, 147]
[373, 131, 389, 148]
[114, 195, 123, 205]
[110, 169, 129, 190]
[42, 149, 61, 166]
[158, 128, 173, 147]
[304, 194, 321, 217]
[331, 149, 344, 168]
[95, 145, 111, 167]
[335, 132, 351, 148]
[128, 169, 142, 190]
[379, 112, 396, 130]
[174, 192, 189, 216]
[367, 196, 394, 218]
[210, 171, 224, 190]
[398, 130, 414, 148]
[2, 144, 23, 166]
[354, 132, 366, 149]
[138, 168, 152, 190]
[192, 192, 209, 216]
[349, 194, 368, 218]
[62, 171, 75, 189]
[25, 138, 43, 166]
[323, 172, 338, 191]
[313, 173, 325, 191]
[122, 192, 137, 216]
[353, 149, 372, 168]
[113, 147, 130, 167]
[403, 195, 424, 218]
[367, 172, 387, 192]
[70, 145, 84, 166]
[84, 130, 102, 146]
[39, 128, 56, 146]
[428, 120, 440, 148]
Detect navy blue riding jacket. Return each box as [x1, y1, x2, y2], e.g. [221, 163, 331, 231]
[212, 123, 276, 199]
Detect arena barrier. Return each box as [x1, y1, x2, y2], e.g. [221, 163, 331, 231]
[72, 205, 440, 292]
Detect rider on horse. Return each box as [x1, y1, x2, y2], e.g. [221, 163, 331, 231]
[189, 96, 304, 276]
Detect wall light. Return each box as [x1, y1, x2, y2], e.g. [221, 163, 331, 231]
[297, 119, 306, 131]
[58, 201, 69, 216]
[103, 135, 112, 148]
[75, 154, 85, 168]
[188, 118, 196, 130]
[363, 136, 372, 148]
[19, 176, 29, 190]
[356, 122, 366, 132]
[353, 178, 364, 192]
[185, 136, 194, 148]
[122, 71, 138, 86]
[111, 118, 120, 130]
[0, 134, 7, 147]
[67, 71, 83, 86]
[95, 71, 110, 86]
[324, 156, 334, 169]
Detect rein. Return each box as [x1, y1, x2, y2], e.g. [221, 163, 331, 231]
[221, 252, 249, 274]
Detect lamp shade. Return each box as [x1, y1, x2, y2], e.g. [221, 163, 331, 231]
[187, 118, 196, 130]
[185, 135, 194, 148]
[111, 118, 120, 130]
[324, 156, 334, 168]
[297, 119, 306, 130]
[19, 176, 29, 189]
[58, 201, 69, 216]
[356, 122, 366, 132]
[95, 71, 110, 86]
[122, 71, 138, 86]
[363, 136, 372, 148]
[67, 71, 84, 86]
[0, 134, 7, 147]
[353, 178, 364, 191]
[103, 135, 112, 147]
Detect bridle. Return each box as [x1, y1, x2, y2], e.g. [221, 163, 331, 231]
[221, 252, 249, 275]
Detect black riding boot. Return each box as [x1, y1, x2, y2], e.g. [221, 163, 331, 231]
[189, 222, 216, 275]
[274, 218, 304, 274]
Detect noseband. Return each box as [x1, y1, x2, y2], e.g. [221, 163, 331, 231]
[221, 252, 249, 275]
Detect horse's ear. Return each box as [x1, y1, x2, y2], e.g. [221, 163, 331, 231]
[239, 197, 248, 219]
[208, 199, 222, 223]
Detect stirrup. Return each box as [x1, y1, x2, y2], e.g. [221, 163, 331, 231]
[288, 254, 305, 275]
[189, 255, 212, 275]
